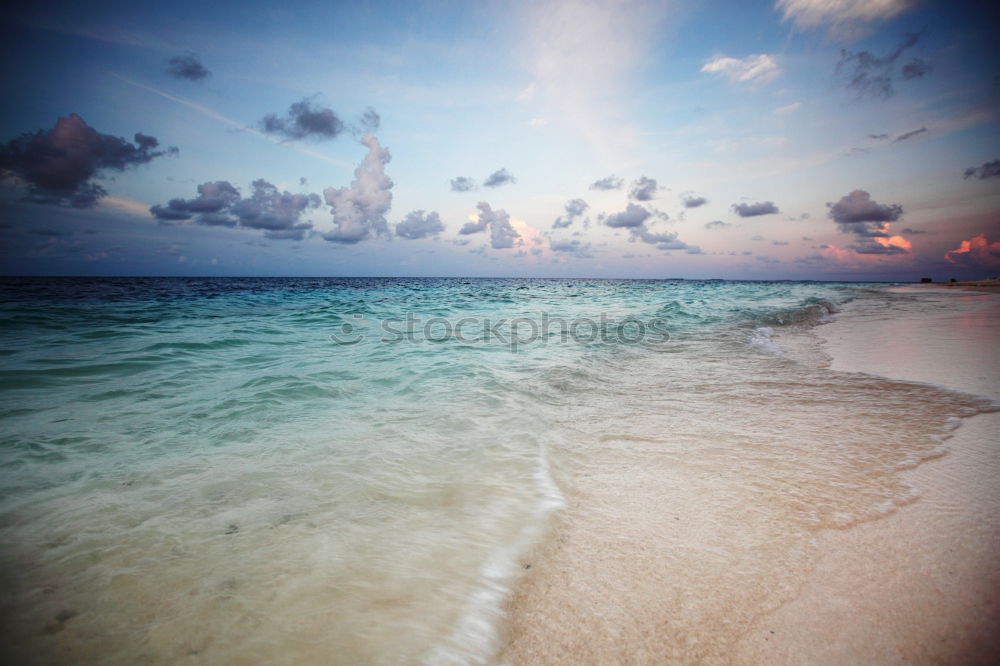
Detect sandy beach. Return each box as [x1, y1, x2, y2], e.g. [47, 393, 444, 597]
[503, 286, 1000, 664]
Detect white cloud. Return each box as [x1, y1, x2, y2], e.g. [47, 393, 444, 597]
[701, 54, 780, 85]
[520, 0, 670, 156]
[774, 102, 801, 114]
[776, 0, 918, 39]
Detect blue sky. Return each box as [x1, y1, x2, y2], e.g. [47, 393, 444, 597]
[1, 0, 998, 279]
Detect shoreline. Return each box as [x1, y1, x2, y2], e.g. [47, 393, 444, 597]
[734, 286, 1000, 663]
[502, 286, 1000, 664]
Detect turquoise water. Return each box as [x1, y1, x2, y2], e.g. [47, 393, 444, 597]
[0, 278, 995, 664]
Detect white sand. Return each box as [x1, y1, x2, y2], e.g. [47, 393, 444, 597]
[503, 287, 1000, 664]
[734, 287, 1000, 664]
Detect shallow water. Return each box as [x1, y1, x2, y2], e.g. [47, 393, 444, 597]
[0, 278, 994, 664]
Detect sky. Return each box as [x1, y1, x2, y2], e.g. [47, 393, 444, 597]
[0, 0, 998, 280]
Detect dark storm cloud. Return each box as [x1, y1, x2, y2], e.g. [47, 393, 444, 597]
[827, 190, 902, 233]
[892, 126, 926, 143]
[552, 198, 589, 229]
[731, 201, 779, 217]
[151, 180, 321, 240]
[589, 175, 624, 190]
[0, 114, 177, 208]
[261, 98, 344, 141]
[483, 168, 516, 188]
[629, 176, 659, 201]
[459, 202, 520, 249]
[963, 160, 1000, 180]
[827, 189, 909, 254]
[836, 33, 929, 99]
[396, 210, 445, 239]
[166, 54, 210, 81]
[450, 176, 476, 192]
[681, 193, 708, 208]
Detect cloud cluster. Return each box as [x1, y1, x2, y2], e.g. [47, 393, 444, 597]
[589, 175, 624, 190]
[0, 114, 176, 208]
[396, 210, 444, 239]
[964, 160, 1000, 180]
[629, 176, 659, 201]
[459, 201, 521, 249]
[827, 189, 910, 254]
[837, 33, 929, 99]
[166, 54, 210, 81]
[261, 98, 344, 141]
[483, 168, 516, 188]
[602, 203, 696, 252]
[944, 233, 1000, 269]
[322, 135, 394, 243]
[552, 198, 589, 229]
[701, 54, 780, 85]
[151, 180, 321, 240]
[732, 201, 780, 217]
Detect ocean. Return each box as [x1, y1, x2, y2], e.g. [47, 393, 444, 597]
[0, 278, 995, 664]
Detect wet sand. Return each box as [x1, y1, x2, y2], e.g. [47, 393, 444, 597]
[502, 286, 1000, 664]
[734, 287, 1000, 664]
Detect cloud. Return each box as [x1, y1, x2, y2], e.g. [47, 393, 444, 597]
[261, 98, 344, 141]
[359, 107, 381, 133]
[603, 203, 691, 251]
[322, 135, 393, 243]
[901, 228, 926, 234]
[603, 203, 651, 228]
[0, 113, 176, 208]
[396, 210, 445, 239]
[732, 201, 780, 217]
[166, 54, 210, 81]
[869, 133, 890, 140]
[681, 193, 708, 208]
[964, 160, 1000, 180]
[705, 220, 731, 229]
[837, 33, 929, 99]
[776, 0, 918, 39]
[552, 198, 590, 229]
[629, 176, 659, 201]
[549, 237, 593, 258]
[892, 126, 926, 143]
[774, 102, 801, 114]
[827, 189, 910, 254]
[459, 202, 521, 249]
[483, 168, 516, 188]
[944, 233, 1000, 269]
[151, 179, 320, 240]
[450, 176, 476, 192]
[901, 58, 931, 79]
[701, 54, 780, 85]
[590, 175, 624, 190]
